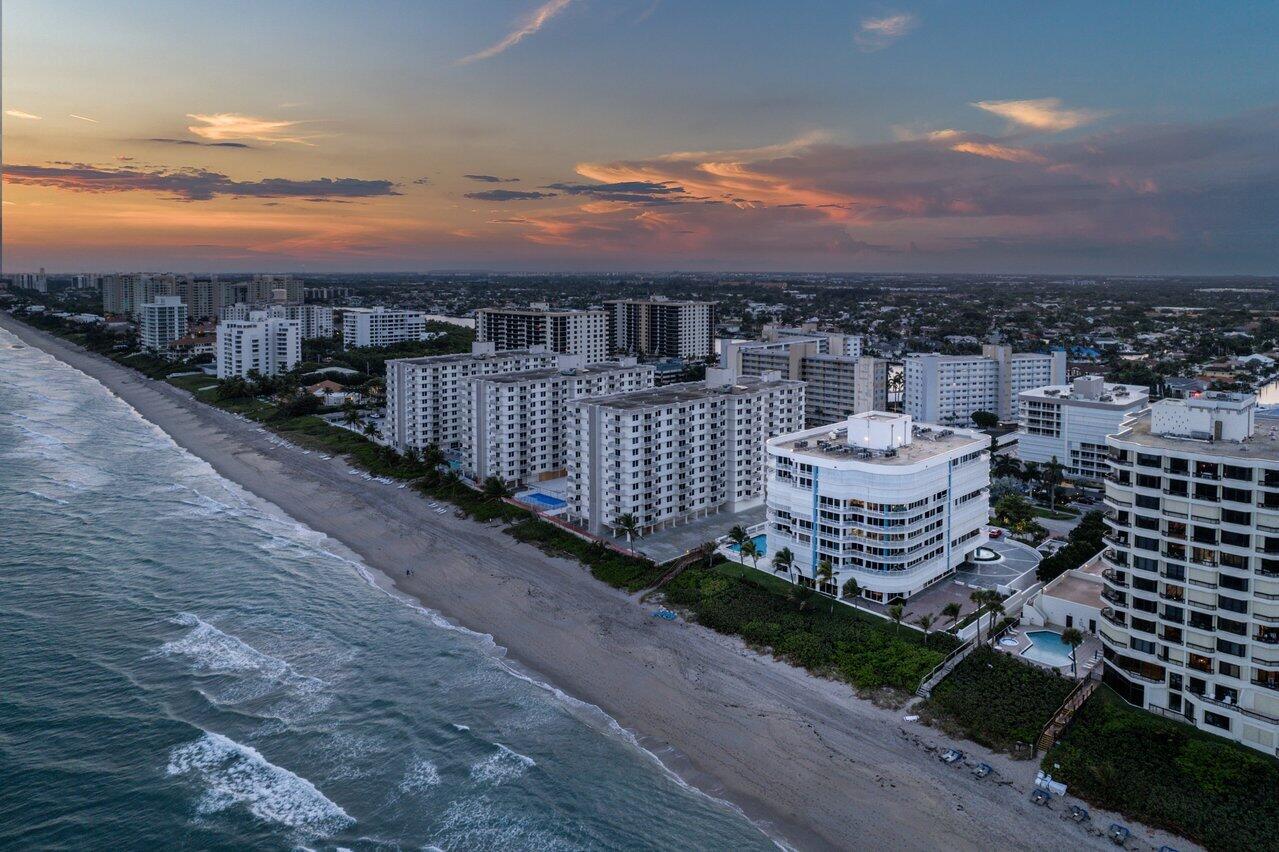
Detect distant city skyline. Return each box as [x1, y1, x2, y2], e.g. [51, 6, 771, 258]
[4, 1, 1279, 274]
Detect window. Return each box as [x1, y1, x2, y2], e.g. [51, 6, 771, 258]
[1202, 711, 1231, 731]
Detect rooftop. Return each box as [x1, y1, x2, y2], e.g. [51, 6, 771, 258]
[576, 375, 802, 412]
[474, 361, 650, 384]
[1020, 377, 1149, 406]
[1114, 406, 1279, 462]
[391, 347, 550, 367]
[1043, 552, 1105, 608]
[771, 416, 983, 466]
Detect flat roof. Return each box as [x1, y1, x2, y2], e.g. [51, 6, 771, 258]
[1020, 382, 1148, 405]
[474, 362, 649, 383]
[391, 348, 550, 366]
[772, 421, 983, 466]
[577, 375, 802, 412]
[1114, 410, 1279, 462]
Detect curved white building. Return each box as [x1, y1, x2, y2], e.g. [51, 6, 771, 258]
[765, 412, 990, 602]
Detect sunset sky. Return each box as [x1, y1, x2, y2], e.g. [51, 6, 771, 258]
[4, 1, 1278, 274]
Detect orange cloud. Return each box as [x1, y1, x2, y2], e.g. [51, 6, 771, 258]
[972, 98, 1108, 132]
[950, 141, 1047, 164]
[5, 109, 42, 120]
[186, 113, 314, 145]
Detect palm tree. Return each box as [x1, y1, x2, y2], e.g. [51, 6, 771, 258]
[363, 422, 378, 438]
[969, 590, 990, 644]
[1061, 627, 1085, 678]
[342, 400, 360, 427]
[815, 559, 834, 594]
[888, 601, 905, 636]
[482, 476, 510, 501]
[771, 546, 794, 578]
[740, 536, 761, 570]
[841, 576, 861, 605]
[916, 613, 937, 647]
[942, 601, 962, 627]
[985, 595, 1006, 642]
[615, 512, 640, 552]
[1044, 456, 1065, 512]
[727, 525, 748, 550]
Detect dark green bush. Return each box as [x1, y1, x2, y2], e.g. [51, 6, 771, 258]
[926, 646, 1074, 751]
[1048, 688, 1278, 852]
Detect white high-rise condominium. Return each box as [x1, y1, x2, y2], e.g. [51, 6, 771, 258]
[343, 307, 428, 349]
[475, 306, 610, 363]
[464, 357, 656, 485]
[765, 413, 989, 602]
[215, 311, 301, 379]
[761, 323, 863, 358]
[566, 370, 805, 537]
[384, 343, 559, 451]
[222, 302, 333, 340]
[140, 295, 188, 352]
[605, 297, 717, 359]
[725, 337, 887, 426]
[905, 344, 1066, 425]
[1101, 392, 1279, 754]
[1018, 376, 1150, 481]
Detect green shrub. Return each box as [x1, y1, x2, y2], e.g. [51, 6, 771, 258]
[926, 647, 1074, 751]
[1048, 688, 1279, 852]
[665, 565, 954, 692]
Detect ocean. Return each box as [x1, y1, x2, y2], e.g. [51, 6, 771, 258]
[0, 328, 774, 851]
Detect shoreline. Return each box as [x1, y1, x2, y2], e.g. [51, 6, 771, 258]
[3, 313, 1192, 852]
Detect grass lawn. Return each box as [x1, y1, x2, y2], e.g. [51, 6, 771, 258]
[663, 562, 955, 693]
[923, 646, 1075, 754]
[1033, 506, 1080, 520]
[1047, 686, 1279, 852]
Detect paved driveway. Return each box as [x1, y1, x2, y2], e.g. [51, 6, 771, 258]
[954, 537, 1040, 592]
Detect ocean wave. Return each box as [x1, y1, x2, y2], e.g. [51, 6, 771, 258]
[24, 490, 70, 505]
[468, 743, 536, 786]
[167, 730, 354, 838]
[431, 795, 582, 852]
[398, 757, 442, 794]
[158, 613, 329, 713]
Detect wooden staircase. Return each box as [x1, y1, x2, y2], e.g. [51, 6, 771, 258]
[1036, 674, 1100, 754]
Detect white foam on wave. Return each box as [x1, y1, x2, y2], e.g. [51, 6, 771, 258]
[431, 795, 582, 852]
[158, 613, 329, 713]
[167, 730, 354, 838]
[398, 757, 442, 794]
[24, 490, 69, 505]
[469, 743, 536, 786]
[451, 723, 470, 732]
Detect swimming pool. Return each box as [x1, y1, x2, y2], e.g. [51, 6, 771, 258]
[1021, 630, 1075, 668]
[729, 534, 767, 556]
[522, 492, 567, 510]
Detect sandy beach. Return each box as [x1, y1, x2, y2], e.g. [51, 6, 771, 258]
[2, 313, 1194, 852]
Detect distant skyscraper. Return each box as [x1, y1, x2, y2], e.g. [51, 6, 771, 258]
[216, 311, 301, 379]
[140, 295, 188, 352]
[476, 306, 609, 363]
[605, 298, 717, 360]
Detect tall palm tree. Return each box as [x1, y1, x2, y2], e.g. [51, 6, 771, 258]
[1044, 456, 1065, 512]
[342, 400, 360, 427]
[888, 601, 905, 636]
[615, 512, 640, 552]
[815, 559, 834, 594]
[727, 525, 748, 550]
[841, 576, 862, 605]
[985, 596, 1005, 642]
[942, 601, 962, 627]
[969, 590, 989, 644]
[916, 613, 937, 647]
[1061, 627, 1085, 678]
[772, 546, 795, 579]
[740, 536, 761, 570]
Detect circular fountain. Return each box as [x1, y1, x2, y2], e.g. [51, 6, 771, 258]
[972, 546, 1002, 563]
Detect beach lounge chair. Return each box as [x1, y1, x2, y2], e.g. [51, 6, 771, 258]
[1030, 789, 1050, 806]
[1068, 805, 1089, 822]
[972, 763, 992, 779]
[939, 748, 963, 764]
[1107, 823, 1130, 845]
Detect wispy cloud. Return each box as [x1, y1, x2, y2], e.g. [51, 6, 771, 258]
[186, 113, 314, 145]
[855, 12, 918, 52]
[950, 141, 1047, 164]
[3, 162, 398, 202]
[5, 109, 42, 120]
[146, 137, 254, 149]
[972, 98, 1108, 132]
[458, 0, 575, 64]
[69, 113, 98, 123]
[464, 189, 556, 201]
[464, 174, 521, 183]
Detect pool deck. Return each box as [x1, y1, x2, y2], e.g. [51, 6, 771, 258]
[996, 629, 1103, 677]
[609, 504, 768, 565]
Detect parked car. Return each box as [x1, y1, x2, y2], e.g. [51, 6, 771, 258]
[987, 528, 1003, 539]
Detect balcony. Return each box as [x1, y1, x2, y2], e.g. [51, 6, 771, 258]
[1101, 607, 1127, 627]
[1191, 692, 1279, 725]
[1252, 679, 1279, 693]
[1102, 589, 1127, 606]
[1255, 633, 1279, 645]
[1102, 568, 1128, 587]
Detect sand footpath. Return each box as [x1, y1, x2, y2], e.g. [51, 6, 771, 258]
[3, 313, 1194, 852]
